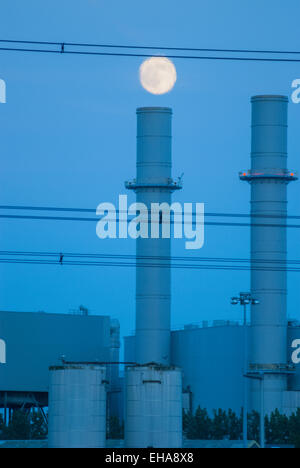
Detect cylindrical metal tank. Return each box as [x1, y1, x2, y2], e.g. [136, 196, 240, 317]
[48, 364, 106, 448]
[240, 95, 297, 413]
[125, 365, 182, 448]
[126, 107, 181, 366]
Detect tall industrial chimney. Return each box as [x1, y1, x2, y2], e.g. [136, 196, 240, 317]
[240, 95, 297, 414]
[126, 107, 181, 365]
[125, 107, 183, 448]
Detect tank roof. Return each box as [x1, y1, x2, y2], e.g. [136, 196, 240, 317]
[137, 107, 172, 113]
[251, 95, 288, 102]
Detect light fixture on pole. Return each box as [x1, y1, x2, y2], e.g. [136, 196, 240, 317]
[231, 292, 260, 448]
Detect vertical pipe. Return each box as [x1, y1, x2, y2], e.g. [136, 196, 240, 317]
[251, 95, 288, 376]
[251, 96, 287, 413]
[243, 304, 248, 447]
[127, 107, 179, 365]
[240, 95, 297, 414]
[125, 107, 183, 448]
[136, 107, 171, 365]
[107, 319, 121, 419]
[260, 375, 265, 449]
[108, 319, 120, 389]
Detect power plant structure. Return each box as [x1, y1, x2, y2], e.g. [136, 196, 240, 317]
[0, 311, 120, 423]
[240, 96, 297, 414]
[124, 96, 300, 425]
[125, 107, 183, 448]
[1, 95, 300, 448]
[125, 107, 181, 366]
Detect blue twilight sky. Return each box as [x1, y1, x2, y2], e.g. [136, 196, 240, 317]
[0, 0, 300, 353]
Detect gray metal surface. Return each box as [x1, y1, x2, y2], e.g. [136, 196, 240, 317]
[48, 364, 106, 448]
[240, 95, 297, 413]
[125, 365, 182, 448]
[124, 107, 183, 448]
[126, 107, 181, 366]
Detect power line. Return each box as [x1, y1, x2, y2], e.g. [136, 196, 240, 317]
[0, 257, 299, 273]
[0, 39, 300, 54]
[1, 205, 300, 220]
[0, 213, 299, 229]
[0, 250, 299, 265]
[1, 39, 300, 55]
[1, 41, 300, 62]
[0, 250, 299, 273]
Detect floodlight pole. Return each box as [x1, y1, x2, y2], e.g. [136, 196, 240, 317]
[245, 372, 265, 449]
[260, 373, 265, 449]
[243, 302, 248, 448]
[231, 292, 260, 449]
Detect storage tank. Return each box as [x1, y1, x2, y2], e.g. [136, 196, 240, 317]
[125, 365, 182, 448]
[48, 364, 106, 448]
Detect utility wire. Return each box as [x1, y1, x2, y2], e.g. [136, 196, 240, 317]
[1, 205, 300, 220]
[0, 257, 299, 273]
[2, 43, 300, 63]
[0, 250, 299, 265]
[2, 39, 300, 54]
[0, 213, 299, 229]
[1, 39, 300, 62]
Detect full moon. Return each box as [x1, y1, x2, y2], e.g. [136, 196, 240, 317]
[139, 57, 177, 95]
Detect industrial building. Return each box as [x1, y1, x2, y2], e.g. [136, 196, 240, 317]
[125, 321, 300, 416]
[0, 311, 122, 424]
[123, 95, 300, 441]
[1, 95, 300, 448]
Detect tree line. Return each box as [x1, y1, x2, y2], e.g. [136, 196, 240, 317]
[1, 407, 300, 447]
[0, 411, 124, 441]
[183, 407, 300, 447]
[0, 410, 47, 440]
